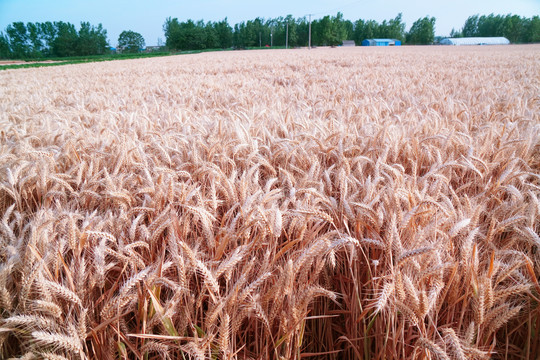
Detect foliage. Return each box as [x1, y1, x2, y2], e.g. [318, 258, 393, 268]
[0, 21, 108, 59]
[462, 14, 479, 37]
[118, 30, 145, 53]
[449, 28, 463, 38]
[407, 16, 436, 45]
[5, 22, 28, 58]
[379, 13, 406, 41]
[166, 12, 537, 49]
[526, 16, 540, 42]
[0, 33, 10, 58]
[459, 13, 539, 43]
[164, 17, 233, 51]
[77, 22, 108, 56]
[351, 13, 406, 45]
[52, 22, 79, 57]
[312, 12, 350, 46]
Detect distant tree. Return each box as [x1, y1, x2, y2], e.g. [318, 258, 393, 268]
[387, 13, 406, 41]
[27, 22, 43, 57]
[330, 12, 348, 45]
[450, 28, 463, 38]
[180, 20, 206, 49]
[502, 14, 525, 43]
[233, 23, 245, 48]
[163, 18, 207, 50]
[458, 13, 539, 43]
[296, 17, 309, 47]
[214, 18, 233, 48]
[52, 21, 78, 57]
[312, 15, 330, 45]
[477, 14, 505, 37]
[203, 21, 218, 49]
[2, 20, 108, 58]
[78, 22, 108, 55]
[118, 30, 145, 53]
[462, 15, 479, 37]
[343, 19, 354, 40]
[312, 12, 348, 46]
[407, 16, 436, 44]
[353, 19, 379, 44]
[274, 15, 298, 47]
[163, 17, 182, 50]
[40, 21, 57, 56]
[525, 15, 540, 42]
[0, 32, 11, 58]
[6, 22, 29, 58]
[248, 18, 266, 47]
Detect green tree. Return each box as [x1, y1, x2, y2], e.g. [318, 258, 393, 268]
[52, 21, 78, 57]
[375, 14, 406, 41]
[233, 22, 246, 48]
[502, 15, 525, 43]
[204, 21, 218, 49]
[214, 18, 232, 48]
[387, 13, 406, 41]
[477, 14, 505, 37]
[27, 22, 43, 57]
[163, 18, 207, 50]
[78, 22, 108, 55]
[181, 20, 206, 49]
[284, 15, 298, 47]
[462, 15, 479, 37]
[450, 28, 463, 37]
[118, 30, 145, 53]
[296, 17, 310, 47]
[6, 22, 29, 58]
[330, 12, 348, 45]
[312, 12, 347, 46]
[163, 17, 181, 50]
[407, 16, 436, 44]
[353, 19, 379, 44]
[343, 19, 354, 40]
[525, 15, 540, 42]
[40, 21, 57, 56]
[0, 32, 11, 58]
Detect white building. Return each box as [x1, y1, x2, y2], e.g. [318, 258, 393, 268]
[440, 37, 510, 45]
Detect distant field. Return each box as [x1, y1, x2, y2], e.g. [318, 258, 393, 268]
[0, 52, 172, 70]
[0, 45, 539, 359]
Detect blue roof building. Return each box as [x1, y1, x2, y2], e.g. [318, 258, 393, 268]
[361, 39, 401, 46]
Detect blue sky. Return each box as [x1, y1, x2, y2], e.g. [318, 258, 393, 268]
[0, 0, 538, 46]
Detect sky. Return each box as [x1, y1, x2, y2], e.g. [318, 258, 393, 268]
[0, 0, 538, 46]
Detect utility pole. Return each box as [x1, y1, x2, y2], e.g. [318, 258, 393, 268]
[270, 30, 273, 47]
[286, 23, 289, 49]
[308, 14, 312, 49]
[259, 32, 261, 47]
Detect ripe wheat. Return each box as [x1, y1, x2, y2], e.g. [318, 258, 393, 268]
[0, 45, 539, 359]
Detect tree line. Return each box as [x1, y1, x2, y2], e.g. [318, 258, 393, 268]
[164, 13, 413, 50]
[163, 12, 539, 51]
[1, 13, 539, 59]
[0, 21, 108, 59]
[451, 14, 540, 43]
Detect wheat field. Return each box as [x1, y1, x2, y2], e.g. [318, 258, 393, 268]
[0, 45, 539, 359]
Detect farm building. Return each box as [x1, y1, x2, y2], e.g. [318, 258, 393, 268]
[440, 37, 510, 45]
[342, 40, 356, 47]
[361, 39, 401, 46]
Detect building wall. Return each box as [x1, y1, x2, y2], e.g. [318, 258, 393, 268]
[361, 39, 401, 46]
